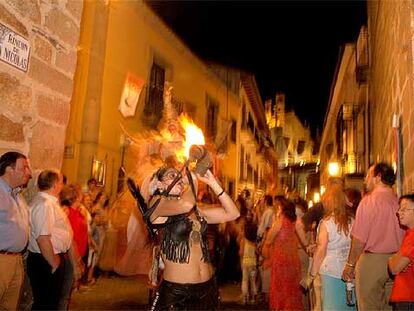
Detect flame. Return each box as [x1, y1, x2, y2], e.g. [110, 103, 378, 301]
[179, 114, 205, 159]
[158, 114, 205, 163]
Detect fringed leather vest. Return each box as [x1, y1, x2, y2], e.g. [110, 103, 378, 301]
[159, 207, 210, 264]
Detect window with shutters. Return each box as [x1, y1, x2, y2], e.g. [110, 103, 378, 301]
[143, 62, 165, 126]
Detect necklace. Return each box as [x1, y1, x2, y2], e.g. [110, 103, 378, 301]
[190, 219, 201, 243]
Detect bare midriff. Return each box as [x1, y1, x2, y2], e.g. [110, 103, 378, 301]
[162, 242, 213, 284]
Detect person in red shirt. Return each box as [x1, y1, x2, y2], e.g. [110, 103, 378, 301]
[60, 186, 88, 260]
[389, 194, 414, 310]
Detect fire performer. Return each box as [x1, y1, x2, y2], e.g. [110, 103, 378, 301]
[146, 162, 240, 310]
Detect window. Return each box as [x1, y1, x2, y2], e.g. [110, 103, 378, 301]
[254, 168, 258, 187]
[206, 95, 219, 139]
[230, 119, 237, 143]
[297, 140, 305, 155]
[241, 102, 246, 129]
[336, 108, 344, 157]
[247, 113, 254, 133]
[240, 145, 245, 180]
[143, 63, 165, 126]
[247, 164, 253, 183]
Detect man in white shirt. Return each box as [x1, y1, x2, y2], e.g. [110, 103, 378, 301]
[27, 170, 72, 310]
[257, 195, 275, 241]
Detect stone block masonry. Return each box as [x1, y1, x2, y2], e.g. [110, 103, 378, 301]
[367, 0, 414, 194]
[0, 1, 82, 175]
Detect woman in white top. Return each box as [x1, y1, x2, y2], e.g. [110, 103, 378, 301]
[307, 185, 356, 310]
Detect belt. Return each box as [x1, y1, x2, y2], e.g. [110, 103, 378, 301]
[364, 250, 396, 255]
[0, 250, 23, 256]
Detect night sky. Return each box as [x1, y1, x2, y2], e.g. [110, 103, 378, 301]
[147, 1, 367, 137]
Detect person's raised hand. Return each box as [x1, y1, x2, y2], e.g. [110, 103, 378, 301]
[196, 169, 216, 186]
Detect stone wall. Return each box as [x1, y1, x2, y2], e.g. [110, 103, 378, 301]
[0, 0, 82, 172]
[367, 0, 414, 194]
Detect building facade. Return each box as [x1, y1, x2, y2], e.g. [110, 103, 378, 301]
[62, 0, 274, 200]
[320, 0, 414, 195]
[267, 92, 318, 199]
[319, 28, 369, 191]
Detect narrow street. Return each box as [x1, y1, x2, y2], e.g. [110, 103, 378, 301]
[70, 275, 267, 310]
[2, 1, 414, 311]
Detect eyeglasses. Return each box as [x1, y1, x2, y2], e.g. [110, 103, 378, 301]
[397, 208, 414, 213]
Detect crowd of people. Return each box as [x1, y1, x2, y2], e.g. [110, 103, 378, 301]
[1, 149, 413, 311]
[203, 162, 413, 311]
[0, 151, 115, 310]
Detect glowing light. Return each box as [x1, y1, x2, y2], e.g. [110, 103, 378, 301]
[309, 200, 313, 208]
[320, 185, 326, 195]
[179, 114, 205, 159]
[313, 192, 320, 203]
[328, 162, 340, 176]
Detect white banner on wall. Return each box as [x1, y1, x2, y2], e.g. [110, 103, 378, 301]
[0, 23, 30, 72]
[119, 73, 145, 118]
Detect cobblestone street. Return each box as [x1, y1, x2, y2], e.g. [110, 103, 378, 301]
[70, 275, 267, 310]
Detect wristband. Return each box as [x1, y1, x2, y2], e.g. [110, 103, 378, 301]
[346, 262, 355, 268]
[217, 189, 225, 198]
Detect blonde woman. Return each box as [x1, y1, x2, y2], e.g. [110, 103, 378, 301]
[307, 186, 356, 310]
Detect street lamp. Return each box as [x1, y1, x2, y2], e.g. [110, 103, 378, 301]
[313, 192, 320, 203]
[328, 161, 340, 176]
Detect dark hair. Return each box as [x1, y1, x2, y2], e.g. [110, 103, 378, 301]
[87, 178, 97, 186]
[281, 200, 297, 222]
[244, 216, 258, 243]
[201, 192, 214, 204]
[373, 162, 396, 186]
[295, 198, 308, 214]
[274, 195, 287, 207]
[243, 189, 251, 198]
[399, 193, 414, 204]
[38, 170, 60, 191]
[236, 195, 248, 217]
[0, 152, 26, 176]
[60, 185, 78, 207]
[264, 195, 273, 206]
